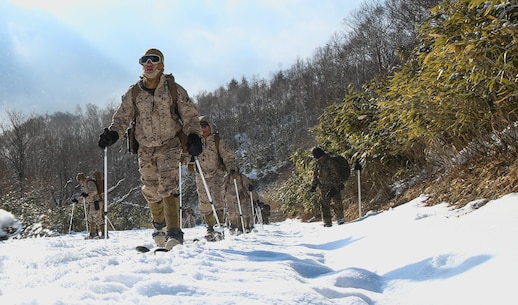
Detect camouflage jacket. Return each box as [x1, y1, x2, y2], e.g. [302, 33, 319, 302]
[223, 172, 255, 216]
[311, 154, 343, 189]
[109, 73, 201, 147]
[198, 132, 238, 178]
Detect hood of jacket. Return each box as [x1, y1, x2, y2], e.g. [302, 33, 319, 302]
[199, 115, 218, 134]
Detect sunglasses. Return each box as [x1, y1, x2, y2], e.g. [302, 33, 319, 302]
[139, 55, 162, 65]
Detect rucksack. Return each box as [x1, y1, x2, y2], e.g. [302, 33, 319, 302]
[332, 155, 350, 182]
[127, 74, 184, 154]
[92, 171, 104, 199]
[192, 132, 226, 172]
[214, 133, 226, 172]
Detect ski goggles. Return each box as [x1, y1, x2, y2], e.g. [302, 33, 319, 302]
[139, 54, 162, 65]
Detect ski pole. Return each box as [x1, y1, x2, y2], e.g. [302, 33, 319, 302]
[233, 178, 246, 234]
[68, 201, 75, 234]
[357, 172, 362, 218]
[83, 197, 89, 233]
[249, 190, 256, 226]
[354, 159, 363, 218]
[250, 192, 264, 228]
[194, 156, 222, 231]
[248, 184, 256, 225]
[103, 147, 108, 240]
[248, 191, 263, 225]
[222, 182, 230, 228]
[65, 178, 75, 234]
[179, 161, 183, 228]
[107, 216, 116, 231]
[256, 205, 263, 225]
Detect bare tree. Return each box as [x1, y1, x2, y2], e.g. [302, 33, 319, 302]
[0, 110, 38, 193]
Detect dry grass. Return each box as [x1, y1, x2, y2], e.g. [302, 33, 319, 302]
[265, 151, 518, 223]
[387, 151, 518, 209]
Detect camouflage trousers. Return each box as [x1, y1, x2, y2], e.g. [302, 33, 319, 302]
[228, 215, 253, 230]
[203, 209, 225, 228]
[137, 137, 183, 231]
[195, 170, 226, 215]
[319, 185, 345, 224]
[86, 200, 104, 232]
[223, 176, 253, 228]
[138, 137, 182, 204]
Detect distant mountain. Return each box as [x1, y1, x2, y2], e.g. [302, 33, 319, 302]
[0, 1, 133, 116]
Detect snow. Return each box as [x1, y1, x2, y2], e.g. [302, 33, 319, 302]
[0, 209, 22, 240]
[1, 193, 517, 305]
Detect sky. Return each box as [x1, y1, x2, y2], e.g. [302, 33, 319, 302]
[1, 193, 517, 304]
[2, 0, 362, 118]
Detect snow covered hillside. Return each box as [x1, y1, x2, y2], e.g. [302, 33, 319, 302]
[1, 193, 517, 305]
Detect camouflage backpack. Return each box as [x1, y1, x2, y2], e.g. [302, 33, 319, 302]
[331, 155, 350, 182]
[91, 171, 104, 200]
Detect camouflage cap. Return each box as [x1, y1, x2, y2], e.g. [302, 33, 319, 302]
[76, 173, 86, 181]
[143, 48, 164, 71]
[199, 115, 217, 132]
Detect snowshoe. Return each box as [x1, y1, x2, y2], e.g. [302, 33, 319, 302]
[205, 230, 224, 242]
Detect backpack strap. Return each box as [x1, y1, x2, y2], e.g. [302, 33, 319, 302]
[129, 74, 185, 152]
[164, 74, 178, 104]
[131, 74, 178, 113]
[214, 133, 220, 153]
[214, 133, 227, 171]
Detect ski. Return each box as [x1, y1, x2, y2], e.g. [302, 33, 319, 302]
[135, 245, 169, 253]
[135, 238, 200, 254]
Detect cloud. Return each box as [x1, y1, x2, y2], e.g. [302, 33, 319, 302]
[1, 1, 132, 116]
[3, 0, 361, 116]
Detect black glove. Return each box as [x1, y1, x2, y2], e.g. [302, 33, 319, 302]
[81, 192, 88, 198]
[186, 133, 202, 156]
[325, 187, 337, 199]
[94, 201, 100, 210]
[71, 198, 78, 203]
[98, 128, 119, 149]
[248, 184, 254, 191]
[309, 186, 316, 193]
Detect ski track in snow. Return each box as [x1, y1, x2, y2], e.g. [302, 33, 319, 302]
[1, 193, 517, 304]
[0, 223, 374, 305]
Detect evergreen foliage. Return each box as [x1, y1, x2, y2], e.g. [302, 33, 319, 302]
[281, 0, 518, 218]
[3, 0, 516, 233]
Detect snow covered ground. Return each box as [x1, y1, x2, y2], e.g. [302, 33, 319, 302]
[1, 193, 517, 305]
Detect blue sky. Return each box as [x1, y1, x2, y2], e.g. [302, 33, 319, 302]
[3, 0, 362, 116]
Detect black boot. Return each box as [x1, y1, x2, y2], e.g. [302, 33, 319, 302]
[205, 226, 224, 242]
[152, 221, 167, 247]
[164, 228, 184, 250]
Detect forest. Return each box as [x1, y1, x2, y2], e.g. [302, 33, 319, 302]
[1, 0, 517, 237]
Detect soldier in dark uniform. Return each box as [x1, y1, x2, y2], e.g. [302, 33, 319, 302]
[309, 147, 345, 227]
